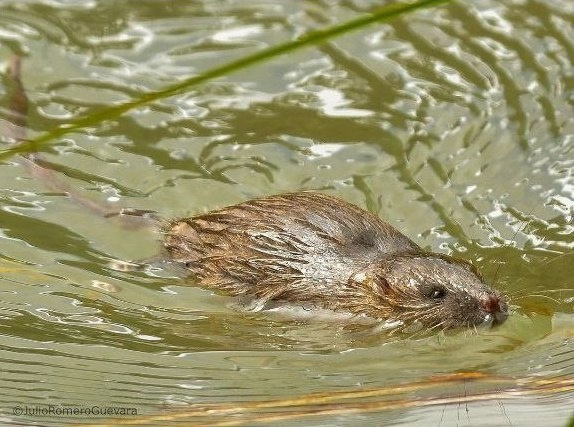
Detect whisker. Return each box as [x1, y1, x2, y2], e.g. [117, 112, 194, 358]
[512, 293, 562, 304]
[530, 288, 574, 294]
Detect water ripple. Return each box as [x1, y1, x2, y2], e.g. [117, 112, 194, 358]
[0, 0, 572, 425]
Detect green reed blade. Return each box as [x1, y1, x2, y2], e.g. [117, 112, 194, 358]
[0, 0, 449, 159]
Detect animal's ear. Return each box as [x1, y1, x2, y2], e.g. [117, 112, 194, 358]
[349, 270, 390, 294]
[348, 270, 371, 288]
[373, 276, 391, 294]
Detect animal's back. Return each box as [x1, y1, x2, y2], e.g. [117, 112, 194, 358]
[163, 192, 419, 305]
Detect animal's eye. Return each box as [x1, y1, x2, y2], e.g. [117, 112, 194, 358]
[427, 286, 447, 300]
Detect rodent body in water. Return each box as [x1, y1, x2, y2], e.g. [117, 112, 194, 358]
[163, 192, 508, 330]
[2, 59, 507, 330]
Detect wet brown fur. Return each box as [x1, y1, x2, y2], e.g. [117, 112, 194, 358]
[3, 58, 506, 329]
[163, 192, 508, 329]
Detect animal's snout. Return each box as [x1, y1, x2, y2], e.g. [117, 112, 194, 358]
[481, 294, 508, 326]
[481, 294, 501, 313]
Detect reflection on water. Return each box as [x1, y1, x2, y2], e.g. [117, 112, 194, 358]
[0, 0, 572, 425]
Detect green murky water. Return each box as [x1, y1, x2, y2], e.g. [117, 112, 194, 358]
[0, 0, 572, 425]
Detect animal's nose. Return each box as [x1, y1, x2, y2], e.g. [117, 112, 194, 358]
[481, 294, 501, 313]
[480, 294, 509, 326]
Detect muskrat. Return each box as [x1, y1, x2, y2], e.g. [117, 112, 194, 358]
[2, 58, 507, 330]
[163, 192, 508, 330]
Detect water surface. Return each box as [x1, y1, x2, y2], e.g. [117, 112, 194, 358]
[0, 0, 572, 425]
